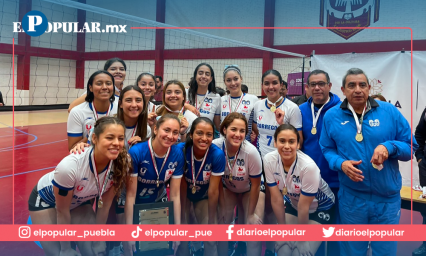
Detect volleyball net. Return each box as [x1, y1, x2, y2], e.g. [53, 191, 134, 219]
[0, 0, 307, 107]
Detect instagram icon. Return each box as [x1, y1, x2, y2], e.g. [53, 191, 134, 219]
[19, 226, 31, 238]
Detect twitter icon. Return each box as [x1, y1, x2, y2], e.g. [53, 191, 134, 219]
[323, 227, 335, 238]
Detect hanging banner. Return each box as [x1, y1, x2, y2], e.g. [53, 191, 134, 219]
[312, 51, 426, 186]
[287, 72, 310, 96]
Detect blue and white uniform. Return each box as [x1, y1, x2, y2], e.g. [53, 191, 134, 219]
[128, 139, 184, 204]
[186, 91, 221, 122]
[254, 98, 302, 157]
[176, 143, 225, 202]
[212, 137, 262, 193]
[32, 148, 115, 210]
[264, 150, 335, 213]
[67, 101, 118, 139]
[220, 93, 259, 141]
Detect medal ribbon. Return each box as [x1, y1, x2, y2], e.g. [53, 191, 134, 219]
[228, 93, 244, 113]
[125, 124, 138, 149]
[165, 105, 184, 115]
[267, 96, 283, 109]
[223, 142, 241, 179]
[347, 102, 367, 135]
[191, 146, 210, 189]
[90, 148, 113, 203]
[196, 91, 209, 111]
[278, 153, 298, 193]
[92, 102, 111, 121]
[148, 138, 171, 184]
[310, 97, 330, 129]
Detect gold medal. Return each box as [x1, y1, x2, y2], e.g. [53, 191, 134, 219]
[311, 127, 317, 135]
[156, 179, 159, 187]
[355, 133, 363, 142]
[98, 199, 103, 208]
[229, 174, 233, 181]
[270, 106, 276, 113]
[282, 187, 287, 196]
[178, 113, 184, 120]
[192, 186, 196, 194]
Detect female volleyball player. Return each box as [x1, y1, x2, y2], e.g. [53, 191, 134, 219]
[252, 69, 303, 256]
[28, 117, 129, 256]
[176, 117, 225, 256]
[264, 124, 335, 256]
[125, 114, 185, 256]
[68, 58, 127, 112]
[220, 65, 259, 141]
[136, 72, 157, 110]
[67, 70, 118, 151]
[185, 63, 221, 131]
[213, 113, 264, 256]
[156, 80, 197, 142]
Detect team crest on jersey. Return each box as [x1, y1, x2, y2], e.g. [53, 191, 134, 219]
[236, 166, 246, 177]
[140, 167, 148, 176]
[236, 159, 245, 166]
[168, 162, 178, 169]
[258, 116, 263, 121]
[76, 185, 84, 192]
[203, 171, 211, 181]
[165, 169, 174, 181]
[204, 163, 212, 171]
[223, 104, 227, 109]
[369, 119, 380, 127]
[294, 184, 301, 193]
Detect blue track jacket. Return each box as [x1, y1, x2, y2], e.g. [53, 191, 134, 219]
[320, 97, 418, 203]
[300, 93, 341, 188]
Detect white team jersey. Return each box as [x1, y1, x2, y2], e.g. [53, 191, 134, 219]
[220, 93, 259, 141]
[212, 137, 262, 193]
[254, 98, 302, 156]
[186, 91, 221, 122]
[124, 125, 151, 150]
[264, 150, 335, 213]
[147, 101, 157, 113]
[37, 148, 115, 210]
[67, 101, 118, 139]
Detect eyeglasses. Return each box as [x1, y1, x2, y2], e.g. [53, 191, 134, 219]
[308, 81, 328, 88]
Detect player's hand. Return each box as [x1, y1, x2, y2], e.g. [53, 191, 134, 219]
[370, 145, 389, 165]
[126, 241, 136, 256]
[296, 241, 313, 256]
[341, 160, 364, 182]
[70, 142, 89, 154]
[173, 241, 181, 256]
[250, 131, 257, 143]
[185, 103, 200, 116]
[91, 241, 106, 256]
[275, 241, 295, 251]
[59, 248, 81, 256]
[148, 105, 157, 127]
[247, 213, 263, 224]
[180, 117, 189, 135]
[275, 108, 285, 125]
[128, 136, 142, 146]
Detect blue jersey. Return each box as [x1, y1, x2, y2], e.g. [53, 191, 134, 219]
[129, 140, 184, 204]
[176, 143, 225, 201]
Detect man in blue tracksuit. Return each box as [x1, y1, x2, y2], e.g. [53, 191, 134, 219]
[320, 68, 417, 256]
[299, 70, 341, 256]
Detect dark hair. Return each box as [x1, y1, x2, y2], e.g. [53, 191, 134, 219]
[283, 81, 288, 89]
[307, 69, 330, 85]
[104, 58, 127, 71]
[216, 87, 226, 97]
[371, 94, 387, 102]
[220, 112, 248, 137]
[117, 85, 148, 141]
[241, 84, 248, 93]
[85, 70, 116, 103]
[342, 68, 369, 88]
[223, 65, 242, 79]
[273, 124, 300, 143]
[188, 63, 217, 105]
[156, 80, 187, 116]
[262, 69, 285, 87]
[92, 116, 130, 196]
[155, 76, 163, 82]
[135, 72, 156, 101]
[152, 114, 181, 139]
